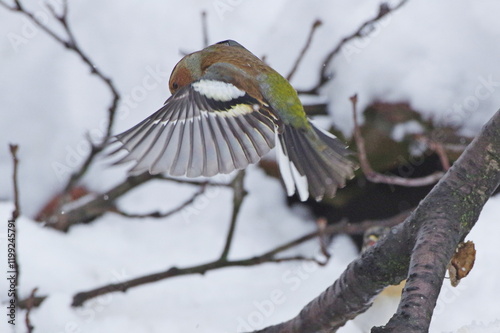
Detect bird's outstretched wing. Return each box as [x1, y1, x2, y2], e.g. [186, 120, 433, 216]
[112, 79, 278, 177]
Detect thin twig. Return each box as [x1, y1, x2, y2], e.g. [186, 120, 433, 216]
[442, 143, 469, 153]
[8, 144, 20, 305]
[316, 218, 331, 264]
[351, 94, 444, 186]
[417, 135, 451, 170]
[219, 170, 246, 260]
[23, 211, 407, 310]
[113, 184, 207, 219]
[201, 10, 209, 47]
[9, 144, 20, 220]
[153, 174, 232, 188]
[286, 19, 322, 81]
[18, 296, 46, 310]
[72, 252, 318, 307]
[372, 110, 500, 332]
[297, 1, 409, 95]
[303, 103, 328, 116]
[24, 287, 38, 333]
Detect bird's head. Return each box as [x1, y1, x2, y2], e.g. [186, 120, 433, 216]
[168, 52, 202, 94]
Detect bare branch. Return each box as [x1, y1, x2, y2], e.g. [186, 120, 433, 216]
[24, 287, 38, 333]
[153, 174, 232, 187]
[22, 209, 407, 311]
[286, 19, 322, 81]
[373, 110, 500, 332]
[315, 218, 334, 264]
[9, 144, 20, 220]
[112, 184, 207, 219]
[219, 170, 246, 260]
[18, 295, 46, 310]
[43, 172, 230, 231]
[70, 210, 405, 307]
[8, 144, 21, 306]
[351, 94, 445, 186]
[297, 1, 409, 95]
[417, 135, 451, 170]
[201, 10, 209, 47]
[303, 103, 328, 116]
[70, 250, 320, 308]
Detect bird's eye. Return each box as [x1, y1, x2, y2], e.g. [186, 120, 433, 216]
[172, 82, 179, 90]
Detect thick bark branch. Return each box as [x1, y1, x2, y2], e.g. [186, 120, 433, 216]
[45, 173, 225, 231]
[46, 172, 155, 230]
[256, 109, 500, 333]
[374, 109, 500, 332]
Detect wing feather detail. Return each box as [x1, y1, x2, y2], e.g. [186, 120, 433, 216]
[112, 81, 278, 177]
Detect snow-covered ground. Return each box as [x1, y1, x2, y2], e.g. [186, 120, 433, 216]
[1, 0, 499, 332]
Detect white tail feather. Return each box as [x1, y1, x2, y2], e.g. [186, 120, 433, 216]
[276, 133, 309, 201]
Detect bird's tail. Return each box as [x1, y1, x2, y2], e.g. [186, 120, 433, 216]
[276, 121, 357, 201]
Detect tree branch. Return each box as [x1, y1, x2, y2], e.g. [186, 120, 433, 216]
[112, 184, 207, 219]
[351, 94, 445, 186]
[286, 19, 322, 81]
[8, 144, 21, 306]
[45, 172, 228, 231]
[373, 109, 500, 332]
[303, 103, 328, 116]
[18, 295, 46, 310]
[24, 287, 38, 333]
[9, 144, 20, 221]
[219, 170, 246, 260]
[70, 210, 405, 307]
[255, 109, 500, 333]
[297, 1, 409, 95]
[416, 135, 451, 171]
[201, 10, 209, 47]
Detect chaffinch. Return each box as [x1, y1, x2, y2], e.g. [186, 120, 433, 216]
[113, 40, 357, 201]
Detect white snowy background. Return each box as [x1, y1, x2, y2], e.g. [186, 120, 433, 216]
[1, 0, 500, 332]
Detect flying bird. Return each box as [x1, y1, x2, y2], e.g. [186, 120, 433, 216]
[112, 40, 357, 201]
